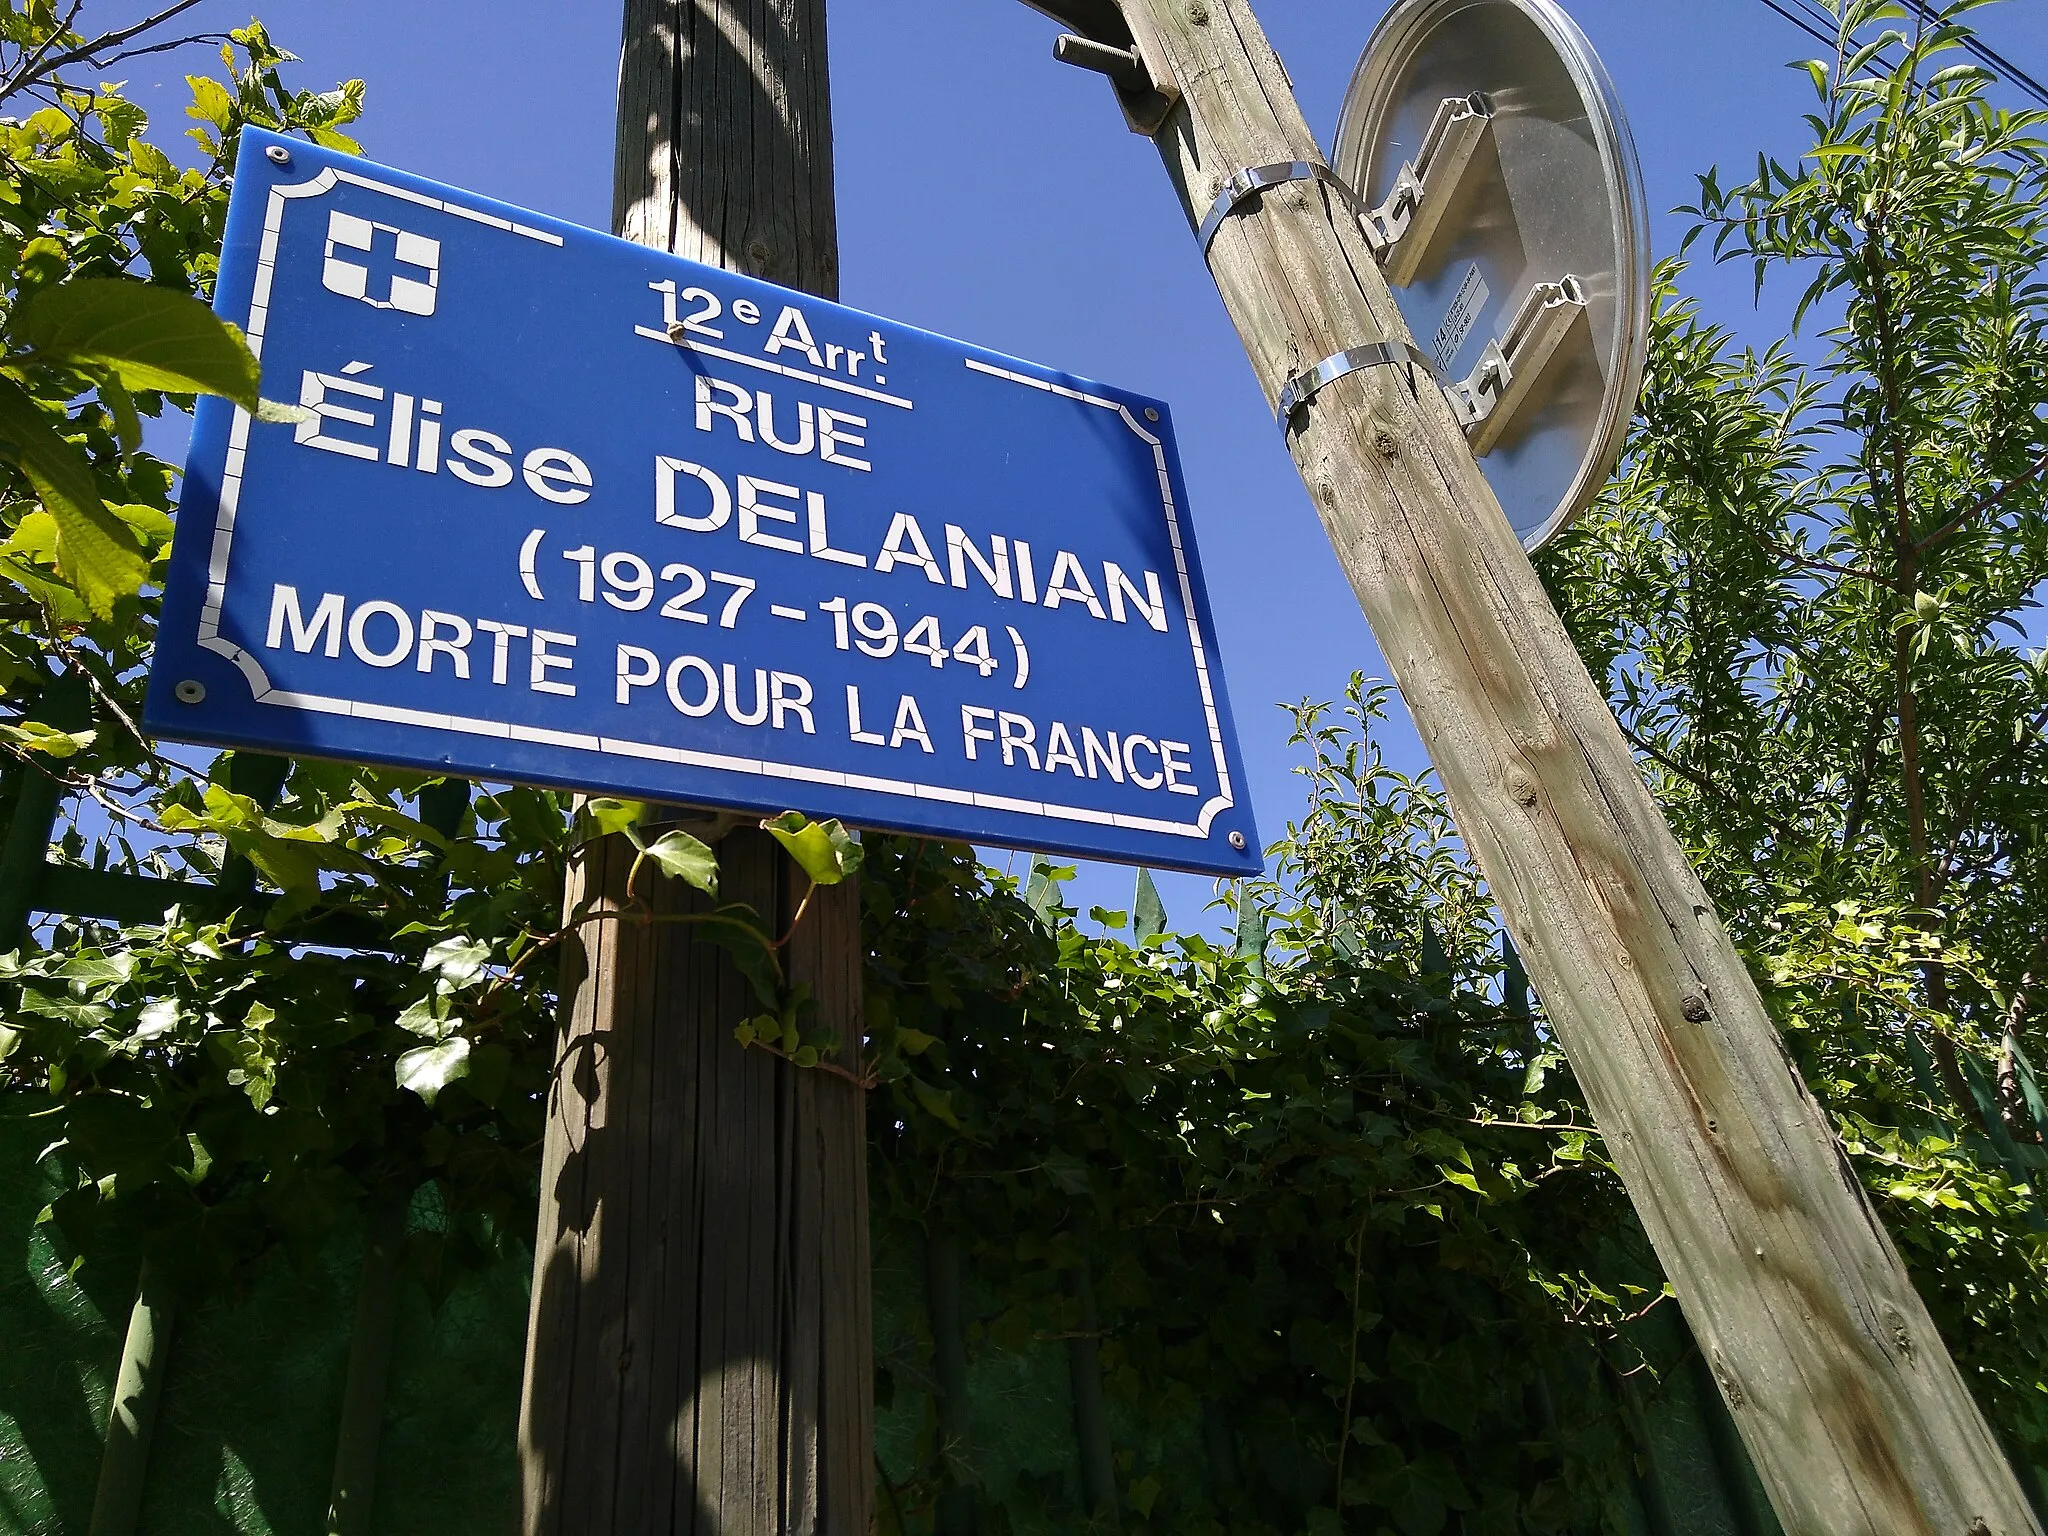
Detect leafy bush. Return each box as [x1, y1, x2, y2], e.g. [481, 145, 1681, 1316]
[0, 13, 567, 1306]
[862, 684, 1673, 1533]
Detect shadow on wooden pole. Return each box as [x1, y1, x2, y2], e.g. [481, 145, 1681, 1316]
[515, 3, 871, 1530]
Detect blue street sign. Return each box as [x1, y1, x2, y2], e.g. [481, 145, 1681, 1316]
[145, 130, 1260, 876]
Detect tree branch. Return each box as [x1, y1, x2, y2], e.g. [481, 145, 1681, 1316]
[1911, 448, 2048, 559]
[1838, 692, 1895, 855]
[86, 31, 233, 73]
[1932, 703, 2048, 899]
[0, 0, 208, 104]
[1620, 723, 1721, 801]
[1708, 504, 1884, 587]
[0, 0, 88, 104]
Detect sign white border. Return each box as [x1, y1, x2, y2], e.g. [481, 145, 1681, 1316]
[192, 167, 1240, 844]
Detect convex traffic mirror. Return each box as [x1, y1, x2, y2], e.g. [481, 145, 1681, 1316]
[1334, 0, 1651, 550]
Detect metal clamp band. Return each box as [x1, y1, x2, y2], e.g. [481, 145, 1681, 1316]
[1276, 341, 1437, 425]
[1197, 161, 1371, 255]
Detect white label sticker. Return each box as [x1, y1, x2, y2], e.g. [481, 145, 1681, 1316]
[1431, 264, 1490, 372]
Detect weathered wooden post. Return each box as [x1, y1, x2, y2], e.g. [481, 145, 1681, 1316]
[1035, 0, 2042, 1529]
[516, 4, 872, 1532]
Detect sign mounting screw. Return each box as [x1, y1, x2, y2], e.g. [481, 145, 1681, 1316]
[265, 144, 292, 167]
[174, 679, 206, 704]
[1229, 830, 1248, 850]
[1145, 407, 1160, 422]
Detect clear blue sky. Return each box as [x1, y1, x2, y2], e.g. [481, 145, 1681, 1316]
[127, 0, 2048, 927]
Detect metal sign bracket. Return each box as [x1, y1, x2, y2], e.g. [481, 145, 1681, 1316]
[1045, 2, 1182, 136]
[1279, 276, 1589, 449]
[1445, 276, 1589, 452]
[1276, 339, 1436, 425]
[1198, 161, 1375, 254]
[1370, 93, 1495, 284]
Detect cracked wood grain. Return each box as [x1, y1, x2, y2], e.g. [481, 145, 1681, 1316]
[1113, 0, 2041, 1530]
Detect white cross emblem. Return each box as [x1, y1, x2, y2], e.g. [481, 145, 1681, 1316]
[322, 210, 441, 317]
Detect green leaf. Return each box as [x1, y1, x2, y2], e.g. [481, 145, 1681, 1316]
[1042, 1148, 1091, 1195]
[1025, 856, 1071, 928]
[1439, 1165, 1484, 1195]
[1234, 898, 1268, 971]
[422, 937, 492, 990]
[1128, 1476, 1162, 1520]
[60, 952, 137, 989]
[185, 74, 234, 132]
[0, 720, 95, 757]
[130, 999, 180, 1045]
[911, 1076, 961, 1130]
[1134, 868, 1167, 941]
[13, 279, 261, 408]
[2009, 1037, 2048, 1145]
[763, 812, 863, 885]
[94, 370, 142, 455]
[0, 376, 146, 618]
[395, 1036, 471, 1104]
[1958, 1053, 2046, 1227]
[207, 1008, 278, 1109]
[175, 1132, 214, 1188]
[305, 125, 362, 154]
[396, 995, 450, 1040]
[1, 510, 58, 562]
[701, 913, 782, 1010]
[110, 503, 173, 552]
[638, 828, 719, 895]
[584, 798, 647, 838]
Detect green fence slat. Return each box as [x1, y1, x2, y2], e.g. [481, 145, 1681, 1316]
[34, 868, 212, 928]
[0, 764, 62, 947]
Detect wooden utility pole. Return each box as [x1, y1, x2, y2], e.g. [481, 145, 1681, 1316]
[516, 5, 872, 1533]
[1056, 0, 2041, 1530]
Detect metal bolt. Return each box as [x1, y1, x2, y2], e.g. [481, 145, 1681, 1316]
[1228, 830, 1248, 851]
[264, 144, 292, 167]
[174, 679, 206, 704]
[1144, 407, 1160, 423]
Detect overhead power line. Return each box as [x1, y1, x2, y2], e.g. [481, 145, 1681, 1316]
[1897, 0, 2048, 109]
[1753, 0, 1851, 54]
[1754, 0, 1841, 55]
[1750, 0, 2048, 110]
